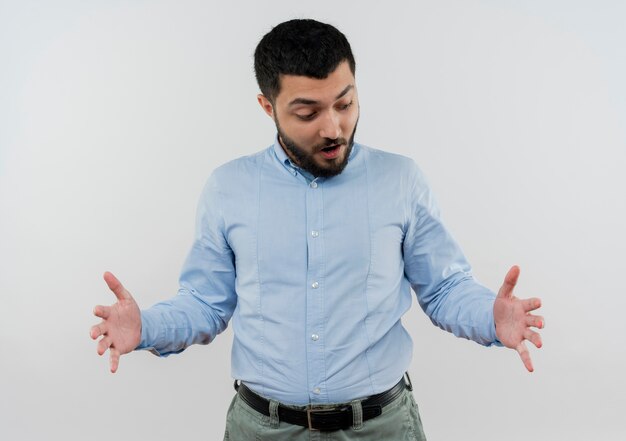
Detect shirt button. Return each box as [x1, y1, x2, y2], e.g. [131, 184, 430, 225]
[311, 334, 319, 341]
[310, 181, 318, 188]
[311, 281, 319, 289]
[313, 387, 321, 394]
[311, 230, 319, 238]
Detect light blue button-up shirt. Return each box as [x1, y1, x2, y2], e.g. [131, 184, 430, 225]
[138, 136, 499, 405]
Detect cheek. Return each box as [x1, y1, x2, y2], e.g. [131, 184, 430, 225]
[283, 121, 310, 141]
[294, 125, 319, 144]
[343, 110, 359, 131]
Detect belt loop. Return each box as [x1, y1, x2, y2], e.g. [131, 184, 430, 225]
[404, 372, 413, 391]
[269, 399, 280, 428]
[233, 380, 240, 392]
[350, 399, 363, 431]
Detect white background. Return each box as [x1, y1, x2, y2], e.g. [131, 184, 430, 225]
[1, 1, 625, 440]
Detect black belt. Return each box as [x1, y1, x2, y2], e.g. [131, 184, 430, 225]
[234, 373, 413, 432]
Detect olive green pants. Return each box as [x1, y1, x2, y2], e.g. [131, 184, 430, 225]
[223, 387, 427, 441]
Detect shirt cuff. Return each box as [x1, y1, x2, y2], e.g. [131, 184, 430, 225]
[135, 309, 163, 356]
[487, 303, 503, 347]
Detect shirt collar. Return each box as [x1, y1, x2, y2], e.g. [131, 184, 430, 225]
[272, 134, 294, 169]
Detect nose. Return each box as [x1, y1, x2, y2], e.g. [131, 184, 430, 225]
[319, 111, 341, 140]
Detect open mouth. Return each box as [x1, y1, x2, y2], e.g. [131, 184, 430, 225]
[320, 144, 341, 159]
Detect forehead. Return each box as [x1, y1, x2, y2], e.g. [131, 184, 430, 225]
[276, 61, 356, 106]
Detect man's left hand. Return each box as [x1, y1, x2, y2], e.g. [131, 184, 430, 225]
[493, 265, 544, 372]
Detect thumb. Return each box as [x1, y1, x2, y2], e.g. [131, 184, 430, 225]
[103, 271, 132, 301]
[497, 265, 520, 299]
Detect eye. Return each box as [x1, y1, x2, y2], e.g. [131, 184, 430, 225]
[295, 100, 353, 121]
[338, 100, 354, 111]
[296, 112, 317, 121]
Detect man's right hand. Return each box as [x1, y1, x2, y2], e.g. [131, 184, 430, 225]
[90, 272, 141, 373]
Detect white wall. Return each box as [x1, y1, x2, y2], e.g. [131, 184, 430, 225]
[1, 1, 624, 440]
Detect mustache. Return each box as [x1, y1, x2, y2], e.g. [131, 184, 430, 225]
[316, 138, 347, 150]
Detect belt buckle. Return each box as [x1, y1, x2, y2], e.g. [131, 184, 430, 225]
[306, 405, 336, 431]
[306, 406, 322, 431]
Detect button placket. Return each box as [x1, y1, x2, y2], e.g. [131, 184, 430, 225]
[305, 178, 326, 402]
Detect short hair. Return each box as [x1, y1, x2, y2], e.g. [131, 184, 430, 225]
[254, 19, 356, 103]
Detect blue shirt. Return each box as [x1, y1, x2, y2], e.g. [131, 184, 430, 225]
[138, 136, 499, 405]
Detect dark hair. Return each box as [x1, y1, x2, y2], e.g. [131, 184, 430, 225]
[254, 19, 356, 103]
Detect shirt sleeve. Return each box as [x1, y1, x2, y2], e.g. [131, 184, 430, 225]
[402, 161, 501, 347]
[136, 171, 237, 356]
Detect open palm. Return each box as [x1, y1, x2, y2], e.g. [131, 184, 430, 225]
[493, 265, 544, 372]
[90, 272, 141, 373]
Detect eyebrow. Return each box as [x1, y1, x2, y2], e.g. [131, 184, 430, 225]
[288, 84, 354, 107]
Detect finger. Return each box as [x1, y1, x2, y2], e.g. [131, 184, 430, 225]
[524, 329, 543, 349]
[97, 336, 112, 356]
[497, 265, 520, 299]
[516, 341, 534, 372]
[522, 297, 542, 312]
[110, 347, 120, 373]
[103, 271, 132, 301]
[90, 323, 106, 340]
[526, 314, 545, 329]
[93, 305, 110, 319]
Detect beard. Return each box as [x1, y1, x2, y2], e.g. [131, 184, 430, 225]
[275, 116, 359, 178]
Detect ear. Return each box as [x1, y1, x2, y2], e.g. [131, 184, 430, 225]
[257, 94, 274, 118]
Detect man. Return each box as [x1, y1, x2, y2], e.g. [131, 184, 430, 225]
[90, 19, 544, 440]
